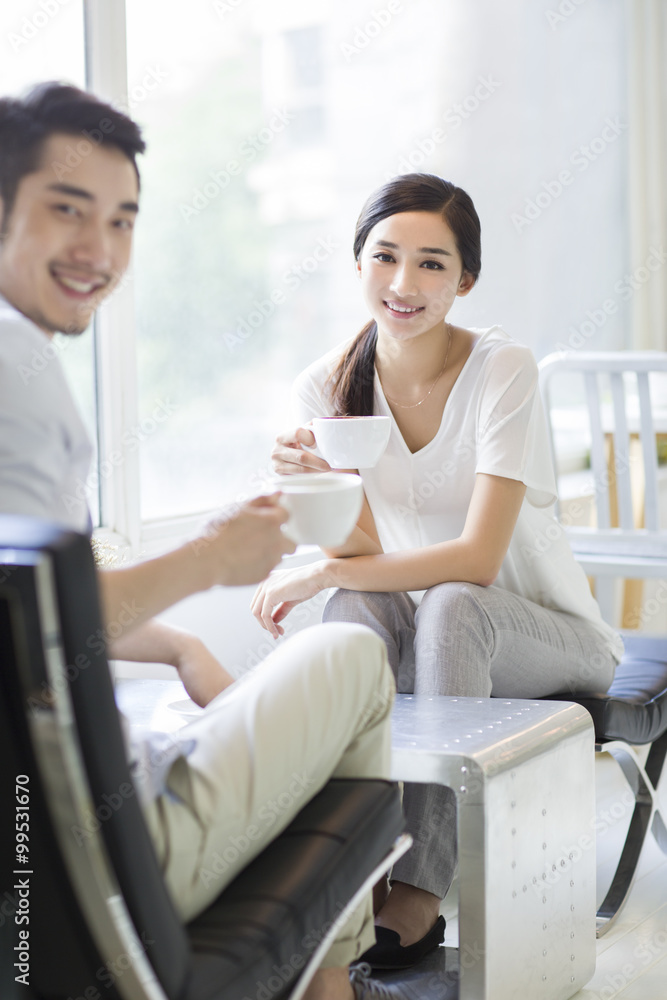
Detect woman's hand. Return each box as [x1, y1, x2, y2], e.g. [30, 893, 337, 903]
[271, 426, 332, 475]
[251, 561, 332, 638]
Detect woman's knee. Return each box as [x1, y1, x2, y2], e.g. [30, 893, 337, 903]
[417, 581, 490, 627]
[323, 588, 411, 628]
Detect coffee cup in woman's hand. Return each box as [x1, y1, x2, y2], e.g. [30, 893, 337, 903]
[311, 416, 390, 469]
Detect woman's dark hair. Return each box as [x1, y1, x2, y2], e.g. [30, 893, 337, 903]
[0, 82, 145, 234]
[327, 173, 481, 416]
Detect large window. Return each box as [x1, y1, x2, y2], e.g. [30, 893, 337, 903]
[126, 0, 631, 524]
[1, 0, 639, 542]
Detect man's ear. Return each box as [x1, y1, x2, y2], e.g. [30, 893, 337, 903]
[456, 271, 476, 297]
[355, 258, 362, 279]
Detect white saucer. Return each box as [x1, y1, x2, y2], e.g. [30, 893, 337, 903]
[167, 698, 203, 718]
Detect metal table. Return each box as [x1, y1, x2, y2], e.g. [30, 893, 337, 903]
[115, 681, 597, 1000]
[390, 694, 597, 1000]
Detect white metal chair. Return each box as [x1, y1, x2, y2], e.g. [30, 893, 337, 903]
[538, 351, 667, 936]
[539, 350, 667, 623]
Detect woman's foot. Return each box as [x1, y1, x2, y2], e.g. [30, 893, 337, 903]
[374, 881, 441, 946]
[358, 881, 445, 970]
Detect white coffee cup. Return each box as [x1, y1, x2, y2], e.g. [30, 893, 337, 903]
[274, 472, 363, 547]
[311, 416, 391, 469]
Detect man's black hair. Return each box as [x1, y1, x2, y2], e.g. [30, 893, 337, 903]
[0, 81, 146, 231]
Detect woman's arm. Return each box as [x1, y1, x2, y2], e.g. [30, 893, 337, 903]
[252, 473, 526, 635]
[330, 473, 526, 591]
[321, 494, 383, 558]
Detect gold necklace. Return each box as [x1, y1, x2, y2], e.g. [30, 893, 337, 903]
[380, 324, 452, 409]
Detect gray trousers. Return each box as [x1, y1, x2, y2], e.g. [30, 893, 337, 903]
[323, 582, 618, 899]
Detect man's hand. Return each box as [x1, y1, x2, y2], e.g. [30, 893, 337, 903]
[195, 493, 296, 588]
[99, 495, 297, 639]
[271, 426, 332, 476]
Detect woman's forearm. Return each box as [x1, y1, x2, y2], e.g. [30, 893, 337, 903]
[322, 537, 496, 593]
[320, 474, 526, 594]
[322, 538, 495, 592]
[321, 525, 384, 559]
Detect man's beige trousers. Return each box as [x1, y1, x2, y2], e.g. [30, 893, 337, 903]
[142, 622, 395, 970]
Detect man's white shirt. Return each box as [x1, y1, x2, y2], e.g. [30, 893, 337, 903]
[0, 293, 92, 533]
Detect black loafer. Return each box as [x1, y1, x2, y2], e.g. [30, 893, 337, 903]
[359, 915, 446, 970]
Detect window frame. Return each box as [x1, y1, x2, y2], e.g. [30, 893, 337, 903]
[85, 0, 207, 555]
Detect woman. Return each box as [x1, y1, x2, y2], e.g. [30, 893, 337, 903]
[252, 173, 623, 970]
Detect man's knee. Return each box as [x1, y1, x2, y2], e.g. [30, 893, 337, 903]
[322, 622, 394, 698]
[323, 621, 388, 669]
[293, 620, 386, 669]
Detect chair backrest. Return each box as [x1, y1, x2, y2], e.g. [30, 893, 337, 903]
[538, 351, 667, 623]
[0, 516, 191, 1000]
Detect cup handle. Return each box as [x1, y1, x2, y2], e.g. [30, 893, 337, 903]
[301, 420, 323, 459]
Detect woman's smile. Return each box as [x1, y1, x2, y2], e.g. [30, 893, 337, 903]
[383, 299, 425, 318]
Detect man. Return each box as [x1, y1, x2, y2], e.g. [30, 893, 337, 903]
[0, 82, 396, 1000]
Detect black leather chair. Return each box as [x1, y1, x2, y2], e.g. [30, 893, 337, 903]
[0, 517, 408, 1000]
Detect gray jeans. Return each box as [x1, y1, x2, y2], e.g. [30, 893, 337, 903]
[323, 582, 618, 898]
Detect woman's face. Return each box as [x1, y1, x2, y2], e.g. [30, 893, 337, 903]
[357, 210, 474, 343]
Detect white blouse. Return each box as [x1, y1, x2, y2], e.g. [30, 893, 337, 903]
[292, 325, 624, 661]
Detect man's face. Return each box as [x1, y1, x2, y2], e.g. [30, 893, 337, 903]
[0, 133, 139, 336]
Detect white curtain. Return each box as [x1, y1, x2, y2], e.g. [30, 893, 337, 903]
[628, 0, 667, 350]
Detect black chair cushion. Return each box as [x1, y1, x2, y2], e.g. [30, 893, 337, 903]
[549, 633, 667, 745]
[184, 778, 404, 1000]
